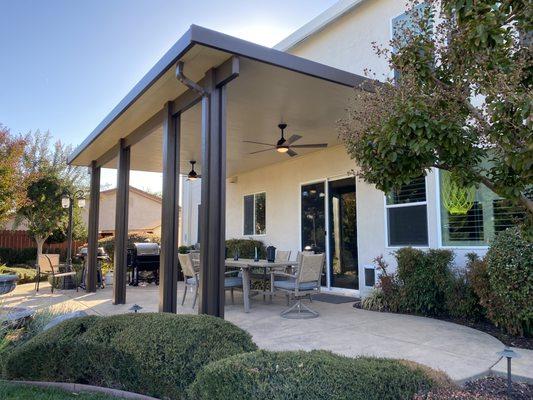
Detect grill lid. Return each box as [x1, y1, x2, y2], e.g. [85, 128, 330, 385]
[133, 242, 160, 256]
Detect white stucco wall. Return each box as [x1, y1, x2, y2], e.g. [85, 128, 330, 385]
[182, 0, 489, 295]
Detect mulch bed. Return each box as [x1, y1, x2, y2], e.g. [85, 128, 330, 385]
[415, 377, 533, 399]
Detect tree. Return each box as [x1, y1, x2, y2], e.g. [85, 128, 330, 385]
[0, 125, 25, 226]
[339, 0, 532, 227]
[14, 130, 89, 256]
[17, 176, 66, 262]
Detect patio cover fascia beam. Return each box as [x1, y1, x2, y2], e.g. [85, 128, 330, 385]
[68, 24, 369, 166]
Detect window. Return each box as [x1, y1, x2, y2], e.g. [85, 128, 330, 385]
[386, 176, 429, 246]
[243, 192, 266, 235]
[439, 170, 529, 246]
[391, 3, 430, 82]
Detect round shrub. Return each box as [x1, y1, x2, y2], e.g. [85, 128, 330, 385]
[188, 350, 447, 400]
[4, 313, 257, 399]
[485, 227, 533, 336]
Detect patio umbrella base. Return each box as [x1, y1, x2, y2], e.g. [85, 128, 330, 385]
[280, 299, 319, 319]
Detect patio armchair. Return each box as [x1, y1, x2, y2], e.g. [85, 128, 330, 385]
[179, 253, 243, 308]
[36, 255, 79, 294]
[179, 253, 200, 308]
[272, 253, 325, 319]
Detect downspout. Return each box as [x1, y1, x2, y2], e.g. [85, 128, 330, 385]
[175, 61, 207, 96]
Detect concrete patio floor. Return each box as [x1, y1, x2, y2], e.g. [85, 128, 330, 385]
[3, 282, 532, 383]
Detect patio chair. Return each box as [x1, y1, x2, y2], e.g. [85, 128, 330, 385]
[272, 253, 325, 319]
[35, 255, 79, 294]
[179, 253, 243, 308]
[179, 253, 200, 308]
[275, 250, 291, 262]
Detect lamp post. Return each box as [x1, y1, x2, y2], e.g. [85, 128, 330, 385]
[61, 190, 85, 268]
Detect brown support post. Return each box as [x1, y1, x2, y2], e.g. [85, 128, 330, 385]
[113, 139, 130, 305]
[199, 70, 227, 317]
[86, 161, 100, 293]
[159, 102, 180, 313]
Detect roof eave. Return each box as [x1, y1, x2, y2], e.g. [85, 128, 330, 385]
[68, 24, 369, 166]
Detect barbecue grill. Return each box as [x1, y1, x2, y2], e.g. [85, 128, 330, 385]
[129, 242, 160, 286]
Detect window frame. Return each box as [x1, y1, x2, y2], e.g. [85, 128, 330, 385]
[384, 175, 430, 249]
[242, 191, 267, 236]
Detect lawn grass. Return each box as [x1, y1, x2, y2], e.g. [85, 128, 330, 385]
[0, 381, 119, 400]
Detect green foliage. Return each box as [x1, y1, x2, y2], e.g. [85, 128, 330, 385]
[0, 264, 40, 284]
[0, 381, 118, 400]
[361, 289, 389, 312]
[97, 233, 160, 261]
[226, 238, 266, 259]
[396, 248, 454, 316]
[17, 176, 66, 245]
[0, 125, 25, 227]
[485, 227, 533, 336]
[339, 0, 532, 222]
[188, 350, 446, 400]
[4, 313, 257, 399]
[0, 247, 36, 265]
[445, 269, 484, 321]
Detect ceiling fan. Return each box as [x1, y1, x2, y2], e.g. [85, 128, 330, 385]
[244, 123, 328, 157]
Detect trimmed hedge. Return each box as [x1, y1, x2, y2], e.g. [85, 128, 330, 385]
[485, 227, 532, 336]
[4, 313, 257, 399]
[225, 238, 266, 259]
[0, 247, 36, 265]
[188, 350, 446, 400]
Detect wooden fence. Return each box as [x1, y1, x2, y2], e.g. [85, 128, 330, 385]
[0, 230, 83, 258]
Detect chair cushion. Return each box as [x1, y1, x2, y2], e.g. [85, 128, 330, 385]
[224, 277, 243, 288]
[186, 277, 197, 285]
[273, 280, 318, 291]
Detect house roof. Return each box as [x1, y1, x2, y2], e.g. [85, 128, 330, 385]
[67, 25, 369, 169]
[274, 0, 369, 51]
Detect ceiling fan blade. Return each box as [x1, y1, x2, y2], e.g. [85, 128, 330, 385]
[290, 143, 328, 148]
[249, 148, 274, 155]
[286, 134, 302, 145]
[243, 140, 274, 146]
[287, 149, 298, 157]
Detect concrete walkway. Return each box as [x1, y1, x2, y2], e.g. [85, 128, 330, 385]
[3, 282, 532, 382]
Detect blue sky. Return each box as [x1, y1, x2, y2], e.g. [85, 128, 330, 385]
[0, 0, 337, 191]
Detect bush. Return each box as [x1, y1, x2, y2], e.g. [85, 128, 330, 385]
[4, 313, 257, 399]
[0, 264, 40, 284]
[188, 350, 447, 400]
[485, 227, 532, 336]
[445, 268, 484, 321]
[0, 248, 36, 265]
[97, 233, 160, 261]
[225, 238, 266, 259]
[396, 248, 454, 316]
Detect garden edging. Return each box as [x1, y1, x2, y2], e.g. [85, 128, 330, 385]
[0, 380, 160, 400]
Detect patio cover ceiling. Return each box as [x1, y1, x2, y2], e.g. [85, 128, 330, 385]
[68, 25, 370, 177]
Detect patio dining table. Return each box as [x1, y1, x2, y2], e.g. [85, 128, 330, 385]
[225, 259, 297, 313]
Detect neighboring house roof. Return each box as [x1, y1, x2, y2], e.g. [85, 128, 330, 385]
[99, 186, 163, 204]
[274, 0, 369, 51]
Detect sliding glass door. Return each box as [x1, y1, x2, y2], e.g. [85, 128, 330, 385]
[301, 178, 358, 291]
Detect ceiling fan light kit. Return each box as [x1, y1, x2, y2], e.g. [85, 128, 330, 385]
[244, 123, 327, 158]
